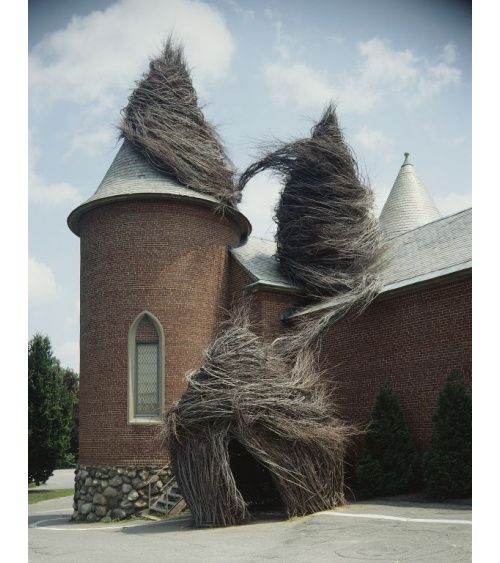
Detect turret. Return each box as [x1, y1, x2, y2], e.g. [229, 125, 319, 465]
[68, 139, 250, 521]
[379, 153, 441, 239]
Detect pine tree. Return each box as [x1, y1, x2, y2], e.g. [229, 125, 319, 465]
[355, 385, 419, 498]
[58, 366, 79, 467]
[28, 334, 73, 485]
[423, 370, 472, 498]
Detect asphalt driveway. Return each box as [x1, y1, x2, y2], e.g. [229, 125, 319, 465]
[29, 492, 471, 562]
[29, 468, 76, 491]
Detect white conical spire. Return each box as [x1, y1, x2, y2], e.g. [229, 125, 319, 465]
[379, 153, 441, 239]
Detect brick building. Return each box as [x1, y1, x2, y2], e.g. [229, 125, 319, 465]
[68, 142, 471, 521]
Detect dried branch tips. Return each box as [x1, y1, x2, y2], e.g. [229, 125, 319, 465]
[120, 38, 241, 206]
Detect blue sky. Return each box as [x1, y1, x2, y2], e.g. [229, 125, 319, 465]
[28, 0, 472, 371]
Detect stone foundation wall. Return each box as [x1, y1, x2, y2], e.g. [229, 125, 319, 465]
[72, 464, 173, 522]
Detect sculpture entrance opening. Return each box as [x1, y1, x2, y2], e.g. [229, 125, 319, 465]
[228, 440, 284, 514]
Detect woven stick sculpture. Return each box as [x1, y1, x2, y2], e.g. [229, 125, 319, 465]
[238, 103, 384, 296]
[141, 38, 384, 526]
[239, 103, 385, 355]
[163, 306, 356, 527]
[162, 104, 384, 526]
[119, 38, 240, 206]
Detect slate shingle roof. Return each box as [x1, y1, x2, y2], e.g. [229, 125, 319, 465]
[231, 208, 472, 307]
[379, 153, 442, 240]
[381, 207, 471, 291]
[230, 237, 297, 291]
[68, 140, 251, 236]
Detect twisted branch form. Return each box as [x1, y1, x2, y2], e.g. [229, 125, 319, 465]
[163, 306, 356, 527]
[239, 103, 385, 299]
[119, 38, 241, 206]
[146, 61, 383, 525]
[275, 278, 383, 359]
[238, 103, 386, 354]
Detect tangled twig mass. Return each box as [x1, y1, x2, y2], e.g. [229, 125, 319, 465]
[119, 39, 241, 206]
[123, 40, 385, 527]
[163, 307, 356, 527]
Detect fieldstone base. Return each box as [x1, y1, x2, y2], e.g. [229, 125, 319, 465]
[72, 464, 174, 522]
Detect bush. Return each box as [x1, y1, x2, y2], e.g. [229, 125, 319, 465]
[355, 385, 419, 498]
[28, 334, 73, 485]
[423, 370, 472, 498]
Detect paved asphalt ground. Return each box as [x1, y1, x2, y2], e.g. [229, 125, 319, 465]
[28, 468, 77, 491]
[29, 470, 472, 562]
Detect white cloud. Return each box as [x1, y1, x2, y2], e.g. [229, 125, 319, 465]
[29, 257, 61, 302]
[238, 171, 283, 240]
[29, 0, 235, 112]
[224, 0, 254, 22]
[413, 62, 460, 106]
[358, 38, 419, 88]
[353, 38, 461, 108]
[264, 62, 336, 109]
[29, 134, 81, 205]
[354, 127, 388, 151]
[64, 127, 116, 158]
[264, 37, 461, 113]
[264, 9, 304, 61]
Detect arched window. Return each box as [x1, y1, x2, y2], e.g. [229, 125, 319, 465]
[128, 311, 165, 424]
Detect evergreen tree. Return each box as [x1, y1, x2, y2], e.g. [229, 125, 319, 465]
[356, 385, 419, 498]
[58, 366, 79, 467]
[423, 370, 472, 498]
[28, 334, 73, 485]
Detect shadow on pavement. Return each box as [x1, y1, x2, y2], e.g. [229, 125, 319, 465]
[29, 514, 72, 528]
[122, 510, 287, 535]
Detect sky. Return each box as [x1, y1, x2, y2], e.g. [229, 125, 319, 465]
[28, 0, 472, 372]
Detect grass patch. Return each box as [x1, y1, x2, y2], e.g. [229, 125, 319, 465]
[28, 489, 74, 504]
[101, 516, 145, 524]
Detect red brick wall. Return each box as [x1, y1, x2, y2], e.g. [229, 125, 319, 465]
[251, 290, 301, 340]
[315, 276, 472, 456]
[78, 195, 471, 469]
[227, 255, 301, 339]
[223, 267, 472, 458]
[78, 199, 243, 466]
[227, 251, 254, 308]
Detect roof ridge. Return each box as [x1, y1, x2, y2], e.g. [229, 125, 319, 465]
[388, 206, 471, 241]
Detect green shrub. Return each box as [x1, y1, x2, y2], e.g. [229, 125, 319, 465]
[423, 370, 472, 499]
[28, 334, 73, 485]
[355, 385, 419, 498]
[58, 367, 79, 468]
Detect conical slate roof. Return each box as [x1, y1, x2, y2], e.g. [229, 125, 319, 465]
[379, 153, 441, 239]
[68, 139, 251, 236]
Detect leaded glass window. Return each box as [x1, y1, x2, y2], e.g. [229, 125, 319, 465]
[135, 342, 160, 415]
[128, 313, 163, 422]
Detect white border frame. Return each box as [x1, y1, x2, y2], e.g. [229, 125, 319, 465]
[127, 310, 165, 425]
